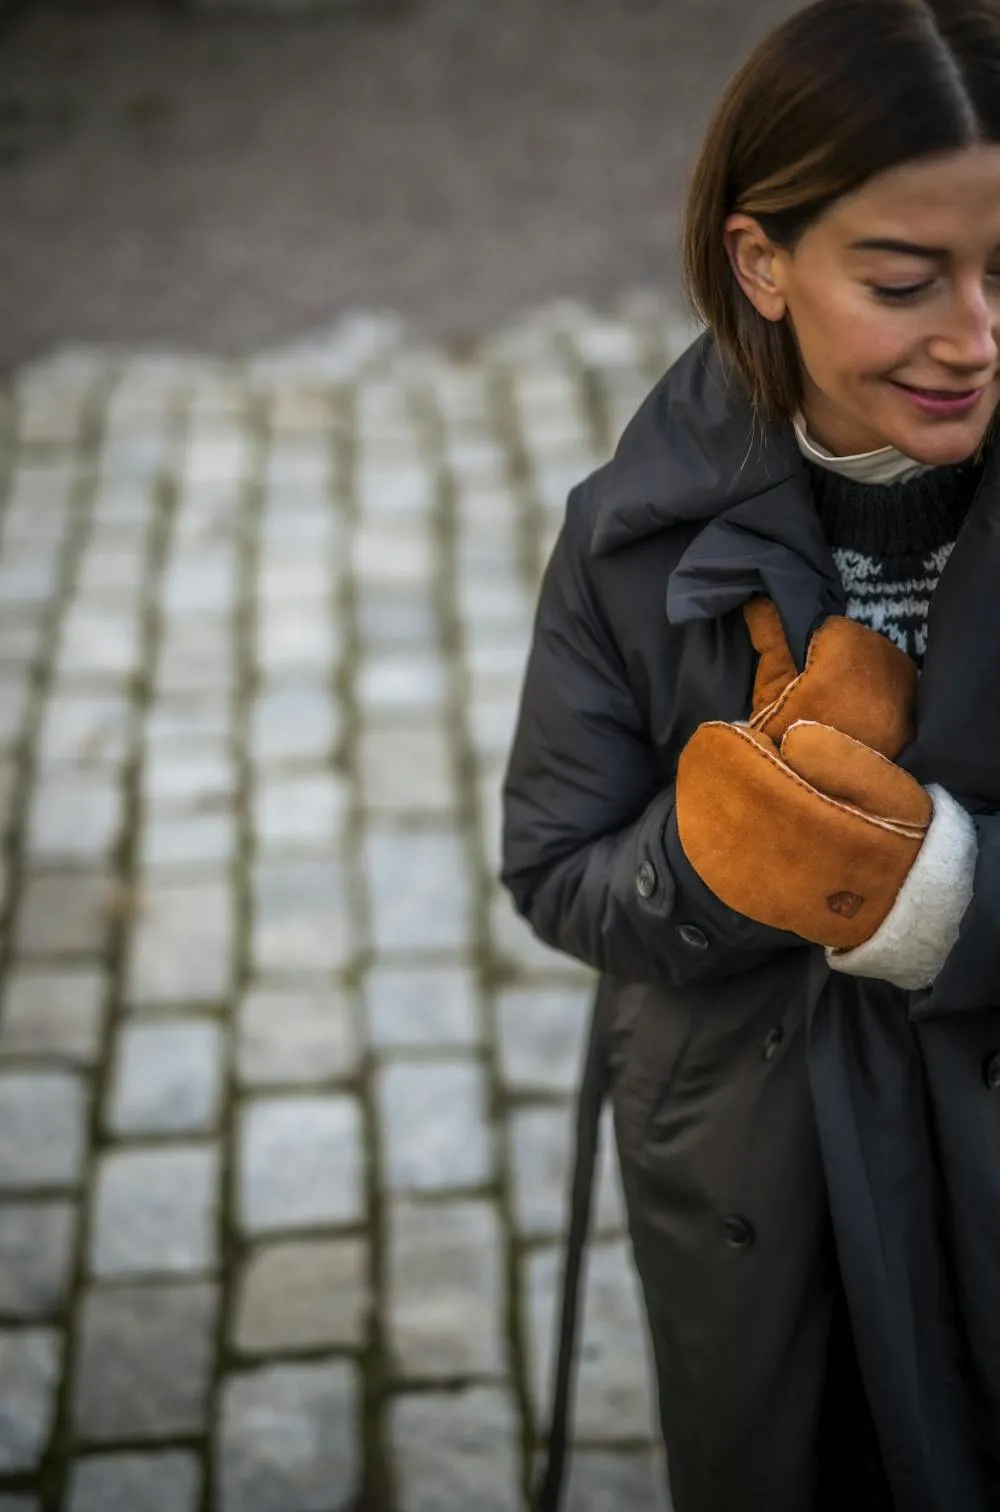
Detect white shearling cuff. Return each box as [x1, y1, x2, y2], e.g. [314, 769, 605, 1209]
[825, 785, 978, 991]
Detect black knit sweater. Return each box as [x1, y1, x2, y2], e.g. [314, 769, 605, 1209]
[805, 456, 984, 667]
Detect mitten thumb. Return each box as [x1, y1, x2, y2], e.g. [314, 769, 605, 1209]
[743, 597, 797, 710]
[780, 720, 931, 830]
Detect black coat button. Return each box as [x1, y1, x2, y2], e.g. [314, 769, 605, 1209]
[724, 1215, 755, 1249]
[984, 1052, 1000, 1090]
[636, 861, 658, 900]
[675, 923, 709, 951]
[762, 1026, 784, 1062]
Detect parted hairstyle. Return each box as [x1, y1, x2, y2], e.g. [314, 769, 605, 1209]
[683, 0, 1000, 419]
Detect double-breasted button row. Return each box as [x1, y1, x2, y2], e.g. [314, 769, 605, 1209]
[724, 1215, 755, 1249]
[675, 923, 708, 951]
[762, 1026, 784, 1062]
[636, 861, 658, 899]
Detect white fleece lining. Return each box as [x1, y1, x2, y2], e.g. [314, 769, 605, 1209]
[826, 785, 977, 991]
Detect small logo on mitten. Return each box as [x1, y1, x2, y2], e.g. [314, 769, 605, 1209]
[827, 891, 863, 918]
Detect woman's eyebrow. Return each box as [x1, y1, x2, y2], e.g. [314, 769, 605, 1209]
[849, 237, 949, 258]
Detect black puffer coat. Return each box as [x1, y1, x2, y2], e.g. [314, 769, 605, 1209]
[502, 334, 1000, 1512]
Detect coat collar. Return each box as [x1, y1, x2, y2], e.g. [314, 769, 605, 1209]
[590, 332, 803, 554]
[590, 332, 845, 669]
[589, 330, 1000, 679]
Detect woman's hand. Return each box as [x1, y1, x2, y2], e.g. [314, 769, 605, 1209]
[743, 597, 918, 757]
[676, 718, 930, 949]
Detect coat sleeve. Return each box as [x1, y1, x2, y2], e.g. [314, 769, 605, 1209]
[501, 491, 804, 986]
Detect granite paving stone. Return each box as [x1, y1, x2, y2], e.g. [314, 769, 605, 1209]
[354, 463, 435, 519]
[350, 523, 435, 586]
[142, 744, 236, 811]
[0, 1203, 76, 1318]
[161, 552, 238, 617]
[0, 760, 17, 835]
[497, 985, 591, 1095]
[238, 1096, 363, 1234]
[146, 695, 231, 746]
[377, 1061, 492, 1193]
[251, 857, 350, 973]
[139, 810, 237, 870]
[263, 438, 334, 490]
[0, 966, 106, 1064]
[74, 542, 150, 596]
[24, 771, 124, 862]
[0, 613, 47, 671]
[13, 871, 115, 957]
[0, 553, 61, 607]
[252, 772, 349, 852]
[154, 623, 234, 697]
[259, 502, 336, 548]
[526, 1241, 656, 1442]
[365, 963, 481, 1050]
[107, 1019, 225, 1134]
[218, 1360, 359, 1512]
[0, 1072, 86, 1190]
[91, 478, 161, 524]
[89, 1145, 220, 1277]
[387, 1199, 504, 1379]
[356, 652, 449, 716]
[565, 1450, 670, 1512]
[364, 827, 472, 954]
[354, 589, 439, 651]
[181, 430, 253, 487]
[391, 1387, 521, 1512]
[358, 725, 456, 813]
[255, 607, 338, 677]
[73, 1282, 217, 1441]
[125, 877, 233, 1006]
[257, 554, 332, 606]
[55, 604, 144, 681]
[249, 684, 337, 767]
[232, 1237, 368, 1353]
[237, 986, 361, 1086]
[66, 1450, 201, 1512]
[35, 691, 132, 768]
[508, 1106, 624, 1240]
[0, 672, 32, 753]
[0, 1329, 62, 1469]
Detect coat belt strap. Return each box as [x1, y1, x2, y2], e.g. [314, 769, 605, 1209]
[532, 982, 612, 1512]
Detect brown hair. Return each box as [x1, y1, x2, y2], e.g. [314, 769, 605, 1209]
[683, 0, 1000, 418]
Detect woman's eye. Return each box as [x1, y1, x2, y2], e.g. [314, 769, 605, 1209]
[870, 281, 934, 303]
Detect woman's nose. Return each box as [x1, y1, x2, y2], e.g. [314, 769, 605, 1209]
[929, 287, 999, 375]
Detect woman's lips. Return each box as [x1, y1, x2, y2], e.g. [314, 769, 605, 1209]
[890, 380, 985, 417]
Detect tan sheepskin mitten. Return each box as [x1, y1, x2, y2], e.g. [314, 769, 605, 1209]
[742, 597, 918, 758]
[675, 717, 977, 990]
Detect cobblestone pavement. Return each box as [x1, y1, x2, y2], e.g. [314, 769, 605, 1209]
[0, 295, 695, 1511]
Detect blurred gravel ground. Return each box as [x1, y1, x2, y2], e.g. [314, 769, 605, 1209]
[0, 0, 796, 371]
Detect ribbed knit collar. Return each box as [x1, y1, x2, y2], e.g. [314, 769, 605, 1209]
[805, 454, 984, 557]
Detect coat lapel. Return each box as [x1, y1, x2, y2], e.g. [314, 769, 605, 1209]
[902, 449, 1000, 807]
[665, 475, 846, 671]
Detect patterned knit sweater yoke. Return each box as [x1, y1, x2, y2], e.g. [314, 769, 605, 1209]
[804, 456, 984, 667]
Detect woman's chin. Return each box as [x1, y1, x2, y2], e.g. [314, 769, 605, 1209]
[891, 424, 989, 468]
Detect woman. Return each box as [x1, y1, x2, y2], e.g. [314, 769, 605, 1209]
[502, 2, 1000, 1508]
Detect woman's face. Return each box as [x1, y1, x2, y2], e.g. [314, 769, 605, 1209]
[727, 145, 1000, 463]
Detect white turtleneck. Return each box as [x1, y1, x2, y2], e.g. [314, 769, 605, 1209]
[793, 412, 928, 484]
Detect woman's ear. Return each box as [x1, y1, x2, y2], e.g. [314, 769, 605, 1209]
[723, 214, 788, 322]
